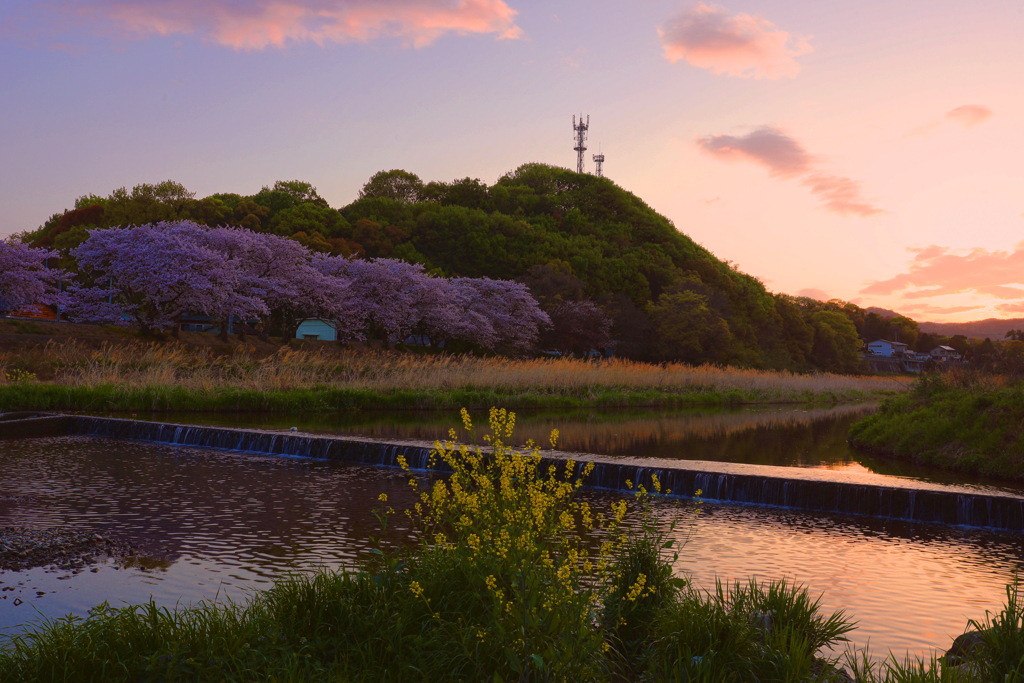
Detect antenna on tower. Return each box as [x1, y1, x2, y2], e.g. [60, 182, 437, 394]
[572, 114, 589, 174]
[592, 143, 605, 178]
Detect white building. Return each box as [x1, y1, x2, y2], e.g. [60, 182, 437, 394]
[929, 345, 962, 362]
[867, 340, 908, 357]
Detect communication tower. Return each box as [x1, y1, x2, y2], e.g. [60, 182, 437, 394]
[572, 114, 589, 174]
[592, 152, 605, 178]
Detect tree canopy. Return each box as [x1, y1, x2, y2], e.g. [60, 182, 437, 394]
[21, 164, 955, 372]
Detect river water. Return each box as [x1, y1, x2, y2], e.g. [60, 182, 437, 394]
[1, 405, 1022, 660]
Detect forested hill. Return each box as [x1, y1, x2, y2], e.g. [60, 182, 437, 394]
[19, 164, 878, 372]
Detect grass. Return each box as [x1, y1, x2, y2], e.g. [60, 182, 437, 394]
[849, 367, 1024, 480]
[0, 341, 911, 413]
[1, 408, 1013, 682]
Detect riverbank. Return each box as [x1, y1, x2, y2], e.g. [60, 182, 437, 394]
[849, 370, 1024, 480]
[0, 341, 910, 413]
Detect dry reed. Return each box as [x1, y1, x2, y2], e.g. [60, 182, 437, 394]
[0, 341, 911, 399]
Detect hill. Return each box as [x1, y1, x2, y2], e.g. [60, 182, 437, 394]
[915, 318, 1024, 340]
[17, 165, 874, 372]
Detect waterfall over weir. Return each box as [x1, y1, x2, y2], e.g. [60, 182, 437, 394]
[7, 414, 1024, 532]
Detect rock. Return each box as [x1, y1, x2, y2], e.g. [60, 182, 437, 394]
[943, 630, 988, 665]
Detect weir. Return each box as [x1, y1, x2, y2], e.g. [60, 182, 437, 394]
[4, 414, 1024, 532]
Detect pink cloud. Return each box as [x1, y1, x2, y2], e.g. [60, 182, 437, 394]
[697, 126, 882, 217]
[697, 127, 813, 177]
[796, 288, 829, 300]
[861, 245, 1024, 302]
[58, 0, 522, 49]
[658, 3, 811, 79]
[945, 105, 993, 128]
[906, 104, 994, 137]
[801, 174, 884, 217]
[996, 302, 1024, 314]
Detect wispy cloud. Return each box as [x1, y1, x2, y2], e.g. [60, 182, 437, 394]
[800, 174, 884, 218]
[907, 104, 994, 137]
[796, 287, 829, 300]
[697, 126, 882, 217]
[696, 127, 812, 177]
[658, 3, 811, 79]
[861, 245, 1024, 305]
[945, 105, 994, 128]
[45, 0, 523, 50]
[995, 302, 1024, 314]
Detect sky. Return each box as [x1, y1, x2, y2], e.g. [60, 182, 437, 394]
[2, 0, 1024, 322]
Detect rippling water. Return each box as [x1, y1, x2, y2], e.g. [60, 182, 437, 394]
[1, 435, 1022, 659]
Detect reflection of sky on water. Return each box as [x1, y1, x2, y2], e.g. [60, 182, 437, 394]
[1, 436, 1022, 660]
[115, 405, 1024, 494]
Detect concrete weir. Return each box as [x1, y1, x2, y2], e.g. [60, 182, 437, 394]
[4, 413, 1024, 532]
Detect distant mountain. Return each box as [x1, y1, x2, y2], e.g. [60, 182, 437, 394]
[866, 306, 903, 319]
[917, 318, 1024, 340]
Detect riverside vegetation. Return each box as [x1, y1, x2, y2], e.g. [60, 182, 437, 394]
[0, 341, 911, 413]
[2, 408, 1021, 683]
[10, 165, 923, 373]
[849, 367, 1024, 481]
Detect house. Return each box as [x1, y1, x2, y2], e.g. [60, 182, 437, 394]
[295, 319, 338, 341]
[866, 340, 908, 357]
[929, 345, 962, 362]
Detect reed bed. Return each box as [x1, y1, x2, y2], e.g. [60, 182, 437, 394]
[3, 341, 908, 394]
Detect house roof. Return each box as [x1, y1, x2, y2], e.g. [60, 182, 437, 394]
[936, 345, 957, 351]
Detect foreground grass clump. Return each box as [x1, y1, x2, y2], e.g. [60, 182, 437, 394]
[0, 341, 910, 412]
[849, 367, 1024, 480]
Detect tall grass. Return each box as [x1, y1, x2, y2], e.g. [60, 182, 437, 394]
[0, 341, 910, 412]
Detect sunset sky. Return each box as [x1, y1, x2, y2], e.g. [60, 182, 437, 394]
[2, 0, 1023, 322]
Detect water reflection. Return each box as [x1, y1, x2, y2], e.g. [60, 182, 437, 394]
[1, 436, 1023, 659]
[112, 405, 1022, 494]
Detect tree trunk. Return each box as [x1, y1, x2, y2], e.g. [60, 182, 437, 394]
[218, 317, 229, 343]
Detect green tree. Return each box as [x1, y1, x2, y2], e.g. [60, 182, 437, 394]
[358, 170, 424, 203]
[647, 290, 733, 364]
[809, 311, 862, 373]
[887, 315, 919, 349]
[268, 203, 345, 237]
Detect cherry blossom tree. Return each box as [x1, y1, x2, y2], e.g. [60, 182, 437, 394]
[451, 277, 550, 352]
[333, 258, 439, 347]
[204, 228, 358, 342]
[0, 240, 64, 312]
[65, 222, 266, 337]
[415, 277, 492, 349]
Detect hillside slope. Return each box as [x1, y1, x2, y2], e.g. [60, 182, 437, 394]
[19, 164, 865, 371]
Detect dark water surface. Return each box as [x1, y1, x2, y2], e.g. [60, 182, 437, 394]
[1, 430, 1023, 659]
[117, 405, 1024, 495]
